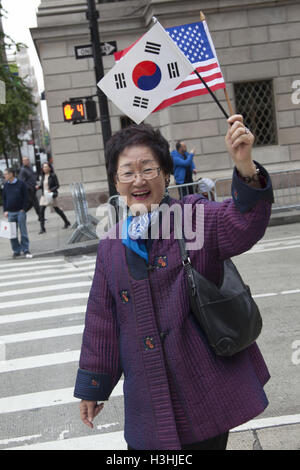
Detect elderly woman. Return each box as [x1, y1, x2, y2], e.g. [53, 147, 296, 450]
[74, 115, 274, 451]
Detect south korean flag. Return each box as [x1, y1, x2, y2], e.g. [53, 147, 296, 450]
[98, 21, 195, 124]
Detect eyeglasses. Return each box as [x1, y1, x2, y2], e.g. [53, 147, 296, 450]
[116, 167, 161, 183]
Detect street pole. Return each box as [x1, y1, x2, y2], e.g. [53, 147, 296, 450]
[86, 0, 116, 197]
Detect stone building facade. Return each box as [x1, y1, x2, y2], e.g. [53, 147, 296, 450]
[31, 0, 300, 203]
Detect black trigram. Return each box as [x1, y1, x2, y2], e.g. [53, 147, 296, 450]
[167, 62, 180, 79]
[133, 96, 149, 109]
[144, 41, 161, 55]
[114, 73, 127, 89]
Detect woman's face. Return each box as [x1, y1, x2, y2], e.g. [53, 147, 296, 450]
[114, 145, 168, 214]
[43, 163, 50, 174]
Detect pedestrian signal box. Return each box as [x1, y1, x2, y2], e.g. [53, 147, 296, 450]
[62, 100, 85, 122]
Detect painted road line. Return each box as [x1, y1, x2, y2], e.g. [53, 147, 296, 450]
[0, 434, 42, 447]
[245, 244, 300, 254]
[0, 324, 84, 344]
[0, 306, 86, 325]
[257, 235, 300, 244]
[0, 258, 65, 269]
[0, 261, 69, 274]
[0, 340, 5, 361]
[231, 413, 300, 432]
[0, 268, 94, 287]
[0, 281, 92, 298]
[5, 430, 126, 450]
[0, 382, 124, 414]
[7, 412, 300, 450]
[0, 292, 89, 310]
[0, 350, 80, 373]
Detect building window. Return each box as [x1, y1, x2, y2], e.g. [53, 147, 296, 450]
[120, 116, 134, 129]
[234, 80, 277, 147]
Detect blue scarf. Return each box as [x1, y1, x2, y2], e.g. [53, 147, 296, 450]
[121, 210, 159, 262]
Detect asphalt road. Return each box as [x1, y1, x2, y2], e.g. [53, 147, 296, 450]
[0, 222, 299, 450]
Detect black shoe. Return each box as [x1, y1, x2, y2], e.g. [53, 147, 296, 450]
[63, 221, 71, 229]
[12, 252, 21, 259]
[39, 228, 46, 234]
[24, 251, 33, 259]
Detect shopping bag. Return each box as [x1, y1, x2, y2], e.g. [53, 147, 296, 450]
[45, 192, 54, 205]
[0, 220, 17, 239]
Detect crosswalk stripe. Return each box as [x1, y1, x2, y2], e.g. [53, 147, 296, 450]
[0, 281, 92, 298]
[5, 431, 127, 450]
[0, 267, 95, 287]
[0, 350, 80, 373]
[245, 243, 300, 254]
[0, 381, 124, 414]
[0, 324, 84, 343]
[0, 306, 86, 324]
[0, 292, 88, 310]
[0, 258, 66, 269]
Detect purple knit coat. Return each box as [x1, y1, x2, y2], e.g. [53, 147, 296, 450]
[74, 165, 273, 450]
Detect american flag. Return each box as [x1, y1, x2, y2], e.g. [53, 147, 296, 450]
[114, 20, 226, 112]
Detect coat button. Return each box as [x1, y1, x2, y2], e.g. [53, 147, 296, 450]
[160, 331, 168, 340]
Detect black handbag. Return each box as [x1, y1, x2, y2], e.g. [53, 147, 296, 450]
[177, 237, 263, 356]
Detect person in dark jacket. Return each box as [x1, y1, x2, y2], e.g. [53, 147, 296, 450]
[2, 168, 32, 259]
[38, 162, 71, 234]
[74, 116, 274, 450]
[19, 156, 41, 220]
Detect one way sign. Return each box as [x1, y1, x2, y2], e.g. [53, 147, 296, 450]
[75, 41, 117, 59]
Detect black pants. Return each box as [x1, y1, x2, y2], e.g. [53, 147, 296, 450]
[26, 188, 40, 218]
[128, 431, 229, 451]
[40, 205, 69, 229]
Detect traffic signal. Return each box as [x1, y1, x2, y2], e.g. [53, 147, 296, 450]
[62, 100, 85, 122]
[86, 98, 97, 121]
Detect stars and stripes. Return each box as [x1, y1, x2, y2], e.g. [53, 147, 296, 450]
[98, 21, 194, 124]
[114, 20, 226, 113]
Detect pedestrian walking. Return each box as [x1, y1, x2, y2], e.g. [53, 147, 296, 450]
[38, 162, 71, 234]
[171, 141, 197, 198]
[2, 168, 33, 259]
[74, 116, 274, 450]
[19, 156, 41, 220]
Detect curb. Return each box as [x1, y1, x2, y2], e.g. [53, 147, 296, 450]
[31, 240, 99, 258]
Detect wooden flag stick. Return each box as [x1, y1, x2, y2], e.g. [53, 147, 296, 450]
[199, 11, 233, 118]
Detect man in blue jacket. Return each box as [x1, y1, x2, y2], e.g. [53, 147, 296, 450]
[2, 168, 32, 259]
[171, 141, 196, 198]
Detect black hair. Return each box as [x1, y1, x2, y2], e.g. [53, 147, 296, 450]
[176, 141, 183, 151]
[5, 168, 15, 176]
[106, 123, 173, 185]
[42, 161, 54, 174]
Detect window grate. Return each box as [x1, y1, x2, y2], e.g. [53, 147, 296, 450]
[234, 80, 277, 147]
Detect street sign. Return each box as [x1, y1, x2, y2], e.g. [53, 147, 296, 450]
[75, 41, 117, 59]
[62, 100, 85, 122]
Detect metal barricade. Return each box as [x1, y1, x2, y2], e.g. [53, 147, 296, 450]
[214, 168, 300, 212]
[168, 180, 215, 201]
[68, 182, 99, 244]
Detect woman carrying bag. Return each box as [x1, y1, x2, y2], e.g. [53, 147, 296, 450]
[38, 162, 71, 234]
[74, 115, 274, 450]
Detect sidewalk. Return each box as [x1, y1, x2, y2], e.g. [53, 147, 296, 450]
[0, 206, 99, 260]
[1, 204, 299, 261]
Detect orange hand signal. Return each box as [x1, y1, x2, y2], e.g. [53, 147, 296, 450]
[64, 104, 74, 120]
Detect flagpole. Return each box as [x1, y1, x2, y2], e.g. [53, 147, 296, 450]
[200, 11, 234, 117]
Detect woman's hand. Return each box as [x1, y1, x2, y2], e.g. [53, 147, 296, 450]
[79, 400, 104, 429]
[225, 114, 256, 177]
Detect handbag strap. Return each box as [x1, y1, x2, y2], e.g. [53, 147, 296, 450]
[176, 228, 197, 296]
